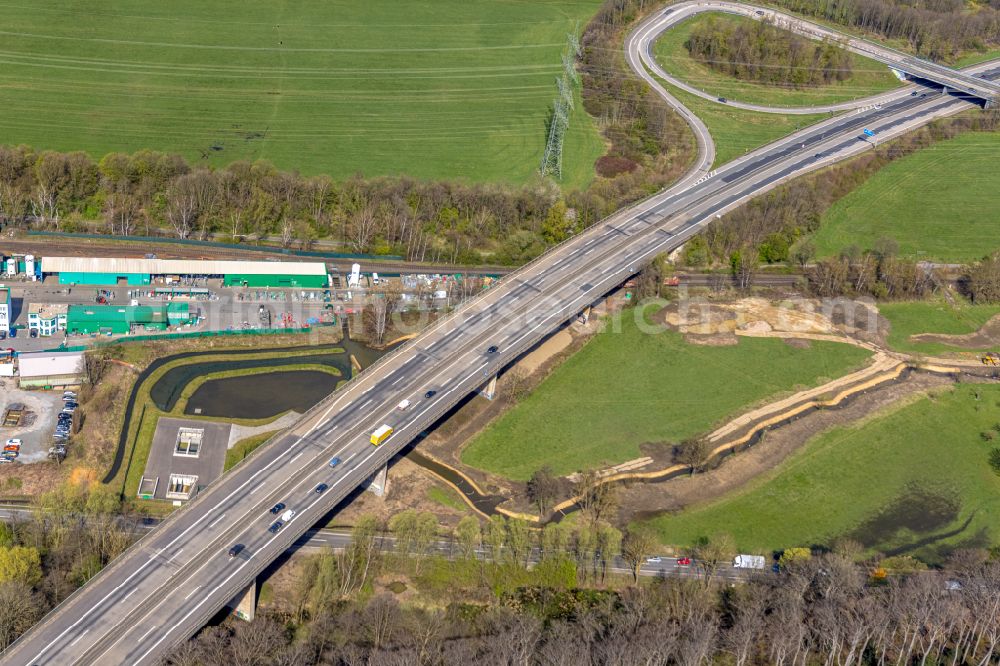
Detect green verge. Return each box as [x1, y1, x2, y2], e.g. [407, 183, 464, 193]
[668, 85, 829, 167]
[226, 431, 281, 472]
[426, 485, 469, 513]
[1, 0, 604, 188]
[461, 310, 871, 481]
[879, 300, 1000, 355]
[638, 384, 1000, 563]
[811, 132, 1000, 263]
[652, 12, 902, 108]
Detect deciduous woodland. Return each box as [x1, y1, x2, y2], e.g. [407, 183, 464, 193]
[163, 546, 1000, 666]
[685, 17, 854, 87]
[773, 0, 1000, 62]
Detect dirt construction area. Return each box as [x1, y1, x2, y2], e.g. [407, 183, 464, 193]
[0, 379, 64, 464]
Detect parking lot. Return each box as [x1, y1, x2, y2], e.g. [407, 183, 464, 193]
[0, 379, 66, 463]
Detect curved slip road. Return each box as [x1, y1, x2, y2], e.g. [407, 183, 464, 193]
[4, 18, 999, 666]
[631, 1, 999, 115]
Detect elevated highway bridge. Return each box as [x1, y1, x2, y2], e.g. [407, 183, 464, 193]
[3, 7, 998, 665]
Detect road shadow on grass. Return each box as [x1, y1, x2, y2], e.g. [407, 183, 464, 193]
[844, 482, 987, 561]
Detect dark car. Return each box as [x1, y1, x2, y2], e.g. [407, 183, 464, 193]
[315, 483, 328, 494]
[424, 390, 437, 399]
[7, 329, 14, 339]
[718, 97, 727, 103]
[29, 329, 37, 338]
[268, 521, 283, 534]
[911, 91, 919, 96]
[228, 544, 244, 558]
[270, 502, 286, 514]
[486, 345, 499, 354]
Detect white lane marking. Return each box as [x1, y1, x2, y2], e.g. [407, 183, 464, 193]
[183, 585, 201, 601]
[123, 359, 499, 663]
[248, 484, 263, 496]
[289, 451, 304, 464]
[68, 630, 89, 647]
[27, 432, 314, 663]
[207, 514, 226, 529]
[136, 625, 158, 644]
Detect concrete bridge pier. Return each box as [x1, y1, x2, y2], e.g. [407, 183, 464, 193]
[479, 373, 498, 400]
[228, 578, 257, 622]
[580, 305, 592, 324]
[365, 463, 389, 496]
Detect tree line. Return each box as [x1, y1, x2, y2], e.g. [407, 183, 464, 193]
[0, 1, 696, 269]
[0, 483, 140, 650]
[163, 517, 1000, 666]
[686, 16, 854, 87]
[772, 0, 1000, 62]
[678, 109, 1000, 301]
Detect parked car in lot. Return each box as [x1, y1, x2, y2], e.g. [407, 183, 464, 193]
[268, 521, 283, 534]
[5, 439, 22, 448]
[270, 503, 286, 514]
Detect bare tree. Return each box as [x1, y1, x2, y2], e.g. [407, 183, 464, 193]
[526, 466, 561, 517]
[621, 527, 658, 583]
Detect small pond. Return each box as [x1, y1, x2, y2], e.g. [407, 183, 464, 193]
[149, 339, 385, 418]
[184, 370, 341, 419]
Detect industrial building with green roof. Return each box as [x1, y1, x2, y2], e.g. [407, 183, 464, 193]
[41, 257, 328, 288]
[66, 303, 193, 335]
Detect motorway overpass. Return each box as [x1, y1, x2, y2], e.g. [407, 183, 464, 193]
[4, 20, 998, 666]
[646, 2, 999, 110]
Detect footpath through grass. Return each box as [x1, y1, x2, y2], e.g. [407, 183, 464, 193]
[639, 384, 1000, 563]
[0, 0, 604, 188]
[461, 311, 870, 481]
[812, 132, 1000, 262]
[879, 300, 1000, 355]
[652, 12, 901, 109]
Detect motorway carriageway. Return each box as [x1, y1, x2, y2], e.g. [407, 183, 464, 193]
[5, 42, 999, 666]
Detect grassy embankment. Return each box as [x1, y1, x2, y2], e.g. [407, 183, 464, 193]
[639, 384, 1000, 563]
[652, 12, 902, 108]
[879, 300, 1000, 355]
[811, 132, 1000, 263]
[226, 431, 282, 471]
[1, 0, 604, 188]
[462, 311, 871, 481]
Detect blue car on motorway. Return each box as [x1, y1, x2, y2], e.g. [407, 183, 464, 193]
[315, 483, 328, 494]
[328, 457, 341, 468]
[268, 521, 283, 534]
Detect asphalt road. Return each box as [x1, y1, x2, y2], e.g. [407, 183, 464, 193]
[635, 1, 999, 114]
[4, 24, 998, 666]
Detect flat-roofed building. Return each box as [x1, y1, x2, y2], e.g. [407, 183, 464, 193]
[66, 302, 192, 335]
[18, 351, 84, 389]
[0, 287, 9, 335]
[41, 257, 328, 288]
[27, 303, 68, 336]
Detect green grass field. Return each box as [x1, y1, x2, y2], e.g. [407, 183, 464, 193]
[461, 311, 870, 480]
[665, 84, 828, 167]
[0, 0, 604, 188]
[812, 132, 1000, 262]
[639, 384, 1000, 562]
[652, 12, 901, 108]
[879, 300, 1000, 355]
